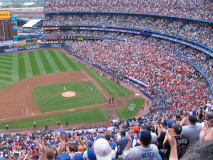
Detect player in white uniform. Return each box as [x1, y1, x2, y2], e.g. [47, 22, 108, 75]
[122, 130, 159, 160]
[90, 88, 93, 91]
[64, 86, 66, 91]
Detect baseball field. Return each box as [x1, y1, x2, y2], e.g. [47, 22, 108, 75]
[0, 48, 146, 129]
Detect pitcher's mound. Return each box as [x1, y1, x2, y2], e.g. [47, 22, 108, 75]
[62, 91, 76, 97]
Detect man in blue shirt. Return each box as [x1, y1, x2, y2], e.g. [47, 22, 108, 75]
[115, 131, 128, 158]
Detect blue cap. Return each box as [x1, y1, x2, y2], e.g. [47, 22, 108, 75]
[74, 153, 83, 160]
[141, 125, 145, 129]
[87, 140, 93, 148]
[140, 129, 151, 142]
[87, 148, 96, 160]
[167, 121, 173, 128]
[96, 134, 104, 140]
[56, 153, 71, 160]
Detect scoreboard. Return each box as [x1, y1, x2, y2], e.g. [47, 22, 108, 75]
[0, 10, 13, 47]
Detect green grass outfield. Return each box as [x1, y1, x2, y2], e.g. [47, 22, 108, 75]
[0, 50, 80, 90]
[0, 108, 108, 129]
[0, 49, 132, 97]
[32, 81, 106, 112]
[116, 97, 145, 119]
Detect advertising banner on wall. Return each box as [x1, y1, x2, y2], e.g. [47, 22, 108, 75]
[0, 10, 10, 21]
[0, 10, 13, 46]
[11, 17, 18, 41]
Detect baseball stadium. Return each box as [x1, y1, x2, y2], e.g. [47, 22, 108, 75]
[0, 0, 212, 160]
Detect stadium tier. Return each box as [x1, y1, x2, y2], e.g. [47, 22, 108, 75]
[0, 1, 212, 160]
[43, 0, 213, 21]
[43, 13, 213, 49]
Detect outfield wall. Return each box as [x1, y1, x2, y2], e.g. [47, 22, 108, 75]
[0, 44, 63, 54]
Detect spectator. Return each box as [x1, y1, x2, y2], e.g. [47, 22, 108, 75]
[115, 131, 128, 158]
[163, 124, 189, 159]
[181, 115, 202, 146]
[122, 131, 159, 160]
[94, 138, 115, 160]
[145, 124, 158, 145]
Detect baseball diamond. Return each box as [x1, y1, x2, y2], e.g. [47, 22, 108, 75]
[0, 48, 149, 130]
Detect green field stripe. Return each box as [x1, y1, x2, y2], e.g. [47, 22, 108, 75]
[0, 107, 108, 129]
[0, 61, 13, 65]
[33, 50, 47, 75]
[28, 51, 41, 76]
[0, 57, 13, 61]
[0, 70, 12, 75]
[12, 53, 19, 83]
[116, 97, 145, 119]
[0, 54, 12, 58]
[53, 51, 74, 72]
[38, 50, 53, 74]
[72, 59, 133, 97]
[18, 52, 26, 80]
[0, 65, 12, 70]
[55, 50, 80, 71]
[48, 50, 67, 72]
[0, 55, 13, 59]
[23, 51, 33, 78]
[0, 75, 12, 81]
[43, 50, 60, 73]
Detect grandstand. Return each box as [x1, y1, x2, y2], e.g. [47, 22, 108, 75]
[0, 0, 212, 160]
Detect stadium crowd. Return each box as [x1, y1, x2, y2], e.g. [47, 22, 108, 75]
[44, 29, 213, 87]
[66, 39, 211, 110]
[43, 0, 212, 21]
[43, 14, 213, 48]
[0, 106, 213, 160]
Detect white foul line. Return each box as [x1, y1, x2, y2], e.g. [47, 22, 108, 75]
[60, 47, 109, 100]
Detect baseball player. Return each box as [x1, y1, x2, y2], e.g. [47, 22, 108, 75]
[64, 86, 66, 91]
[90, 88, 93, 92]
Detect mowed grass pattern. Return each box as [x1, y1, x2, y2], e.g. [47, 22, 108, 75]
[32, 81, 106, 112]
[0, 108, 108, 129]
[70, 59, 133, 97]
[0, 50, 80, 90]
[0, 54, 14, 89]
[116, 97, 145, 119]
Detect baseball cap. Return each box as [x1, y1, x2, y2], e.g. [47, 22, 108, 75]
[172, 124, 182, 135]
[56, 153, 71, 160]
[133, 126, 139, 132]
[78, 145, 84, 154]
[140, 129, 151, 142]
[87, 148, 96, 160]
[87, 140, 93, 148]
[94, 138, 111, 160]
[96, 134, 104, 140]
[167, 121, 173, 128]
[74, 153, 83, 160]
